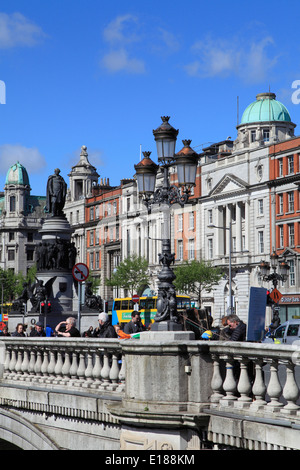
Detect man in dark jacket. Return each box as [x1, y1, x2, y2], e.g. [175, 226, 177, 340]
[227, 314, 246, 341]
[93, 312, 117, 338]
[124, 311, 146, 335]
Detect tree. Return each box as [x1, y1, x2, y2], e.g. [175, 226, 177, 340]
[173, 259, 223, 307]
[105, 255, 150, 297]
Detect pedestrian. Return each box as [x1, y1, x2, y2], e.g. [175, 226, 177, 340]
[227, 314, 246, 341]
[30, 321, 46, 337]
[55, 317, 80, 337]
[93, 312, 117, 338]
[219, 315, 232, 340]
[46, 324, 54, 337]
[12, 323, 26, 337]
[123, 311, 146, 335]
[0, 325, 10, 336]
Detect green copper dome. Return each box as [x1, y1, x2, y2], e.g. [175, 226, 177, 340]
[5, 161, 30, 186]
[240, 92, 291, 124]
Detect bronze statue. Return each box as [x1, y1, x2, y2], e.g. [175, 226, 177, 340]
[45, 168, 67, 217]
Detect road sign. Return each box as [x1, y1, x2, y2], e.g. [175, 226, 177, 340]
[269, 288, 283, 303]
[72, 263, 89, 282]
[132, 294, 140, 303]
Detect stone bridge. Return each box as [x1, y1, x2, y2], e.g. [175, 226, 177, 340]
[0, 333, 299, 450]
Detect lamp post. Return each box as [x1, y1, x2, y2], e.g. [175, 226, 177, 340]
[259, 252, 289, 329]
[134, 117, 199, 329]
[208, 221, 233, 314]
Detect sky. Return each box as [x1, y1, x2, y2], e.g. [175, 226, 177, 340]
[1, 0, 300, 196]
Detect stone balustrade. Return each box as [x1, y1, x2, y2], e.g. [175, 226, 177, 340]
[0, 337, 125, 393]
[208, 341, 300, 415]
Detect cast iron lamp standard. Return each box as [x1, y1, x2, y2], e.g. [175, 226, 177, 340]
[259, 252, 289, 321]
[134, 116, 199, 330]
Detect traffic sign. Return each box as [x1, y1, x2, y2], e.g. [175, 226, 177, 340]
[132, 294, 140, 303]
[269, 288, 283, 303]
[72, 263, 89, 282]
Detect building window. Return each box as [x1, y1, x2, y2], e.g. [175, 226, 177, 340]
[263, 129, 269, 142]
[95, 205, 99, 219]
[9, 233, 15, 242]
[188, 239, 195, 260]
[208, 209, 213, 225]
[90, 207, 94, 221]
[251, 130, 256, 142]
[177, 240, 183, 261]
[27, 249, 34, 261]
[8, 249, 14, 261]
[127, 197, 130, 213]
[278, 158, 283, 177]
[258, 231, 264, 254]
[178, 214, 183, 232]
[288, 155, 294, 174]
[208, 238, 213, 259]
[278, 194, 283, 214]
[289, 259, 295, 286]
[96, 252, 100, 269]
[258, 199, 264, 215]
[279, 225, 284, 248]
[27, 232, 33, 242]
[9, 196, 16, 212]
[289, 224, 295, 246]
[288, 192, 294, 212]
[189, 212, 194, 230]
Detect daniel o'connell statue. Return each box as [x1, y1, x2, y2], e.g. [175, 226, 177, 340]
[46, 168, 67, 217]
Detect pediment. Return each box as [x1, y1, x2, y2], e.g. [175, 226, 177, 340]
[209, 173, 248, 197]
[281, 248, 298, 258]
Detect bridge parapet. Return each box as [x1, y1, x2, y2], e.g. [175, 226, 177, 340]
[0, 337, 125, 394]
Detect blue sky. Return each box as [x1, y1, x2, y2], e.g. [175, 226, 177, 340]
[1, 0, 300, 195]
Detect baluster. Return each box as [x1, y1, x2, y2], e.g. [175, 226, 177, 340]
[250, 358, 267, 409]
[267, 359, 283, 409]
[46, 349, 56, 383]
[236, 357, 252, 406]
[53, 350, 64, 384]
[8, 348, 17, 379]
[33, 348, 43, 381]
[91, 349, 102, 388]
[15, 348, 23, 378]
[210, 354, 224, 405]
[3, 346, 11, 378]
[220, 356, 237, 405]
[117, 354, 125, 392]
[40, 348, 49, 380]
[61, 350, 71, 384]
[20, 347, 30, 380]
[76, 350, 86, 386]
[28, 349, 36, 379]
[69, 349, 78, 386]
[100, 350, 110, 389]
[83, 349, 93, 388]
[281, 360, 299, 413]
[107, 352, 120, 390]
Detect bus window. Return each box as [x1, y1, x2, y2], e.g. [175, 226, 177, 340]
[114, 300, 121, 311]
[121, 300, 129, 310]
[129, 300, 134, 310]
[139, 299, 146, 309]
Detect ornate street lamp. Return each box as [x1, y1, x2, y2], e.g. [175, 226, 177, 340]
[134, 117, 199, 329]
[260, 252, 289, 289]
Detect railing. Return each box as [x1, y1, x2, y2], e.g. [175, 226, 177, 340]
[208, 341, 300, 416]
[0, 337, 125, 393]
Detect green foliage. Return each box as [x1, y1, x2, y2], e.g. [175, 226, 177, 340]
[174, 259, 223, 306]
[105, 254, 149, 296]
[0, 265, 37, 303]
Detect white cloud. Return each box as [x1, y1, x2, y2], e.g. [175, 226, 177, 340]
[0, 144, 46, 174]
[0, 12, 46, 49]
[101, 14, 145, 74]
[102, 48, 145, 74]
[185, 35, 278, 84]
